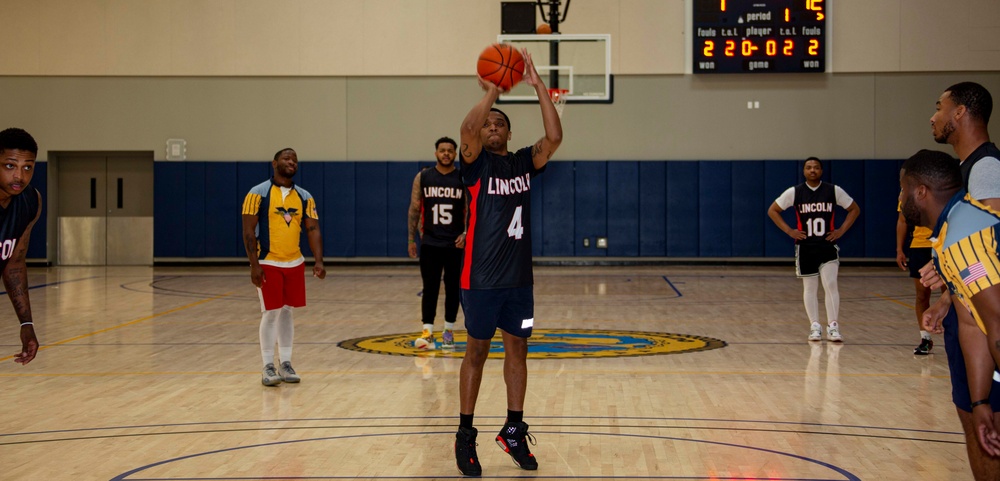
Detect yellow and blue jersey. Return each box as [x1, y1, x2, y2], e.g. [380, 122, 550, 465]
[242, 180, 318, 267]
[931, 190, 1000, 334]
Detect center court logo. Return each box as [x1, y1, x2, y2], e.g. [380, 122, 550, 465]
[338, 328, 726, 359]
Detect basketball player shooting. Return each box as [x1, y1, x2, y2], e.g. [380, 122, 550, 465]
[452, 50, 562, 477]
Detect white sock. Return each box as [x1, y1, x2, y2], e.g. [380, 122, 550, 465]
[802, 276, 820, 324]
[445, 321, 456, 331]
[819, 261, 840, 325]
[277, 305, 294, 364]
[259, 309, 280, 367]
[921, 330, 931, 339]
[423, 323, 433, 333]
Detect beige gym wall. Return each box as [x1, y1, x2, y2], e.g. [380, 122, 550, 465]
[0, 0, 998, 160]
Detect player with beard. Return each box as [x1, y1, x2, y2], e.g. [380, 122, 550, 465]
[916, 82, 1000, 480]
[242, 148, 325, 386]
[0, 128, 42, 365]
[408, 136, 466, 349]
[902, 149, 1000, 476]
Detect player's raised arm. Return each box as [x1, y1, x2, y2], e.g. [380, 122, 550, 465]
[459, 78, 502, 165]
[523, 51, 562, 170]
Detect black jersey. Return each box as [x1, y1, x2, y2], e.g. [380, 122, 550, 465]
[0, 186, 39, 272]
[461, 146, 543, 289]
[961, 142, 1000, 190]
[419, 167, 465, 248]
[793, 182, 836, 246]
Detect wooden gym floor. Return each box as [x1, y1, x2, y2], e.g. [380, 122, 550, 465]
[0, 265, 971, 480]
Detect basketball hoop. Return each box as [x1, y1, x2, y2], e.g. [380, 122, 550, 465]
[548, 88, 569, 117]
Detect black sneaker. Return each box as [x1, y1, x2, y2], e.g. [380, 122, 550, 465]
[455, 427, 482, 476]
[496, 421, 538, 470]
[914, 338, 933, 355]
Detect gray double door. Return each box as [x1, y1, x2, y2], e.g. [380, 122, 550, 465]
[57, 153, 154, 265]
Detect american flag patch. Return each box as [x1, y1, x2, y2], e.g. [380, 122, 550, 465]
[961, 262, 988, 286]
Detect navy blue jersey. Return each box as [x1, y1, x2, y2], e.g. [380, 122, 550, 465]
[0, 186, 40, 272]
[461, 147, 543, 289]
[419, 167, 465, 248]
[794, 182, 836, 246]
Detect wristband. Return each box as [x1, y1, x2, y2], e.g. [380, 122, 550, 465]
[19, 322, 33, 327]
[408, 240, 415, 244]
[971, 398, 991, 409]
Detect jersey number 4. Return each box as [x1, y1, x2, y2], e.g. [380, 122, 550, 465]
[507, 206, 524, 239]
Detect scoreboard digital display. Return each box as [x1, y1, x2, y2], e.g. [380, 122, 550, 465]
[692, 0, 826, 74]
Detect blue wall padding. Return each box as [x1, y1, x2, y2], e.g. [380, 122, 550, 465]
[829, 159, 865, 257]
[763, 160, 799, 257]
[666, 162, 699, 257]
[541, 162, 575, 256]
[530, 169, 545, 257]
[574, 161, 608, 257]
[698, 161, 732, 257]
[638, 162, 666, 256]
[865, 159, 902, 258]
[203, 163, 240, 257]
[33, 159, 905, 261]
[387, 162, 420, 258]
[26, 163, 46, 259]
[183, 162, 206, 257]
[324, 162, 356, 257]
[354, 163, 388, 256]
[607, 161, 640, 257]
[153, 163, 186, 257]
[731, 161, 764, 257]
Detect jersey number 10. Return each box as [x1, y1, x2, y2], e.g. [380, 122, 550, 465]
[804, 217, 826, 237]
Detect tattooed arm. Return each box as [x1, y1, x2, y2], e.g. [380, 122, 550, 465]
[5, 192, 41, 364]
[460, 78, 502, 165]
[407, 172, 423, 258]
[522, 50, 562, 170]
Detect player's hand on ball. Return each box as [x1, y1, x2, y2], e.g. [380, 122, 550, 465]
[478, 76, 504, 94]
[522, 50, 540, 87]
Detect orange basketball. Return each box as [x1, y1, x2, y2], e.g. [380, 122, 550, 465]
[536, 24, 552, 34]
[477, 43, 524, 91]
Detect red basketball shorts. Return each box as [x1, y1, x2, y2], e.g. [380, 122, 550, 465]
[257, 263, 306, 311]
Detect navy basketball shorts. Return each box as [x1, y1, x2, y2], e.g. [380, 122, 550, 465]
[795, 244, 839, 277]
[460, 286, 534, 340]
[942, 305, 1000, 412]
[906, 247, 932, 280]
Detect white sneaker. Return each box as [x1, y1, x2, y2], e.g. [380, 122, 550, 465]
[414, 329, 435, 350]
[279, 361, 300, 383]
[261, 363, 282, 386]
[827, 325, 843, 342]
[808, 323, 822, 341]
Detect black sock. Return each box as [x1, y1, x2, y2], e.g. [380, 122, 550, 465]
[460, 413, 474, 430]
[507, 410, 523, 424]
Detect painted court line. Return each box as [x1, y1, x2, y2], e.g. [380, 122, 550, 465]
[0, 292, 232, 362]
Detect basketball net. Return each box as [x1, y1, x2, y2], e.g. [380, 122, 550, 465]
[548, 88, 569, 118]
